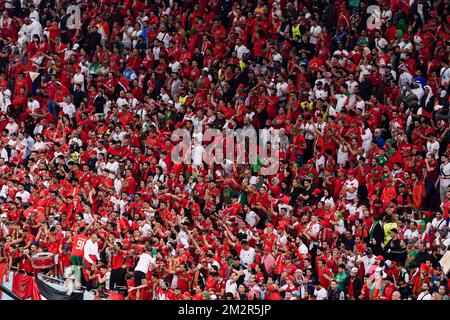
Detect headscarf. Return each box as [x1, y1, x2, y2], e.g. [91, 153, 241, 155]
[423, 85, 434, 107]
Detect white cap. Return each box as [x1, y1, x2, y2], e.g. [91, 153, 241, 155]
[202, 67, 209, 72]
[351, 267, 358, 273]
[73, 43, 80, 50]
[0, 213, 7, 218]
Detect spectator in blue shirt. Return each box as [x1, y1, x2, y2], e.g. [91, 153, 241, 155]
[123, 65, 137, 80]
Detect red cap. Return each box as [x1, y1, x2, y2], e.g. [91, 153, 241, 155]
[377, 255, 384, 261]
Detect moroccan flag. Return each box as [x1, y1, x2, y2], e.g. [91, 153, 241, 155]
[0, 263, 9, 299]
[11, 272, 36, 300]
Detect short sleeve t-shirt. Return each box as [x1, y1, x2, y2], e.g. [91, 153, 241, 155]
[71, 234, 89, 257]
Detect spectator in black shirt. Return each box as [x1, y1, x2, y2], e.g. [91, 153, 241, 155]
[297, 35, 315, 59]
[385, 228, 407, 263]
[299, 178, 315, 207]
[71, 83, 86, 109]
[412, 242, 432, 268]
[87, 25, 102, 58]
[344, 267, 363, 300]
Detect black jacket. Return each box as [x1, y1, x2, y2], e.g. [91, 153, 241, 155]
[369, 222, 384, 256]
[385, 238, 407, 263]
[93, 95, 106, 114]
[327, 288, 345, 300]
[344, 276, 363, 299]
[71, 89, 86, 109]
[87, 31, 102, 50]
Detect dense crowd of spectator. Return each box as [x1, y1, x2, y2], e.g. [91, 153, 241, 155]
[0, 0, 449, 300]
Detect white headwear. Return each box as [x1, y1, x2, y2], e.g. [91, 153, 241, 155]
[424, 85, 434, 106]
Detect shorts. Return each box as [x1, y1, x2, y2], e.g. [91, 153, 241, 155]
[70, 255, 83, 266]
[134, 270, 147, 286]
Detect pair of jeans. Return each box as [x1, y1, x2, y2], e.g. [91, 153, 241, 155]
[424, 178, 437, 210]
[47, 100, 58, 118]
[296, 154, 304, 167]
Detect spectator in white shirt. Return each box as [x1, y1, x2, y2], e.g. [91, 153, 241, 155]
[343, 170, 359, 201]
[27, 95, 40, 114]
[138, 219, 152, 237]
[234, 38, 250, 59]
[296, 238, 309, 256]
[225, 273, 240, 296]
[59, 96, 76, 119]
[29, 6, 39, 22]
[72, 66, 85, 91]
[239, 241, 255, 267]
[403, 221, 420, 246]
[431, 212, 447, 231]
[5, 117, 18, 134]
[426, 135, 440, 159]
[176, 224, 190, 249]
[15, 184, 30, 203]
[132, 242, 156, 294]
[105, 156, 119, 178]
[314, 281, 328, 300]
[309, 19, 322, 45]
[417, 283, 432, 300]
[83, 233, 100, 266]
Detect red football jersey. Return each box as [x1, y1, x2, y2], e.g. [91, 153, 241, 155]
[71, 234, 89, 257]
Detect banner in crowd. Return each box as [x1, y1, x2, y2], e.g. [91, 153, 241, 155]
[35, 277, 83, 300]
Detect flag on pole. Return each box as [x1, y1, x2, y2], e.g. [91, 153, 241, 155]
[28, 71, 41, 95]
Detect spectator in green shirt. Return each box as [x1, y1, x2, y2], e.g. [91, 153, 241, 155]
[335, 264, 348, 291]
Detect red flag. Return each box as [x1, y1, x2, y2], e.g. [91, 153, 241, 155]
[31, 277, 42, 300]
[108, 292, 124, 300]
[11, 272, 34, 299]
[0, 263, 9, 299]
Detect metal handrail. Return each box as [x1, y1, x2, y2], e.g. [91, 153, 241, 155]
[5, 265, 127, 298]
[0, 284, 23, 300]
[8, 265, 88, 291]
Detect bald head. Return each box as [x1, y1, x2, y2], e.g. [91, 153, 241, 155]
[392, 291, 401, 300]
